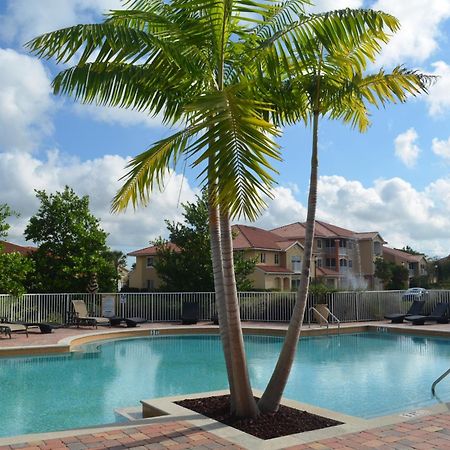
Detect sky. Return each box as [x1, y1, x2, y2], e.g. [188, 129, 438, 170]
[1, 0, 450, 262]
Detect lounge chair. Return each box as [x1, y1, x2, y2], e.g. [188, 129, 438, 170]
[0, 322, 28, 338]
[181, 302, 199, 325]
[405, 302, 449, 325]
[71, 299, 111, 328]
[384, 300, 425, 323]
[1, 317, 59, 334]
[109, 316, 147, 328]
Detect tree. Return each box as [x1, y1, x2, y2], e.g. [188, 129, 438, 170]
[374, 258, 409, 290]
[0, 204, 34, 296]
[257, 15, 433, 413]
[105, 250, 128, 291]
[24, 187, 116, 293]
[27, 0, 430, 419]
[400, 245, 423, 256]
[154, 193, 256, 292]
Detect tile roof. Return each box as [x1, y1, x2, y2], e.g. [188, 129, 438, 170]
[255, 265, 294, 274]
[271, 220, 356, 239]
[232, 224, 298, 250]
[382, 246, 426, 262]
[271, 220, 386, 242]
[128, 242, 179, 256]
[0, 241, 37, 255]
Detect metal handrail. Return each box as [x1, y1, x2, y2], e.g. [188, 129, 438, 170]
[308, 306, 341, 334]
[432, 368, 450, 395]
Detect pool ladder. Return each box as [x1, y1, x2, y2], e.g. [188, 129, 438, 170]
[307, 307, 341, 334]
[431, 368, 450, 395]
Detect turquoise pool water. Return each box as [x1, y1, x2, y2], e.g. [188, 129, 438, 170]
[1, 332, 450, 438]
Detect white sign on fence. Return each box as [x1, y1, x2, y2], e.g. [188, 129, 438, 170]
[102, 295, 115, 318]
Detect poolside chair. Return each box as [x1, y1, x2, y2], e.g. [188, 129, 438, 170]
[405, 302, 450, 325]
[181, 302, 199, 325]
[109, 316, 147, 328]
[0, 321, 28, 338]
[384, 300, 425, 323]
[1, 317, 59, 334]
[71, 299, 111, 328]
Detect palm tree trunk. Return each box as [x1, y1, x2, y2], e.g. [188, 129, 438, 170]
[208, 197, 237, 412]
[220, 212, 259, 419]
[258, 110, 319, 413]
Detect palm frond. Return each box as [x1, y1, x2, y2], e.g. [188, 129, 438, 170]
[185, 87, 282, 220]
[112, 124, 200, 212]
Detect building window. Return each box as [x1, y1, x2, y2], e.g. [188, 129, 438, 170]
[374, 241, 382, 256]
[348, 260, 353, 268]
[292, 279, 301, 289]
[317, 239, 322, 249]
[260, 252, 266, 263]
[339, 258, 347, 267]
[339, 240, 346, 248]
[274, 253, 279, 264]
[292, 256, 301, 273]
[348, 240, 353, 249]
[316, 258, 322, 268]
[147, 279, 154, 290]
[326, 258, 336, 267]
[146, 256, 154, 268]
[325, 239, 335, 248]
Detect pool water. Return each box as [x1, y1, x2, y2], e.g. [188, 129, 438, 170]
[1, 332, 450, 437]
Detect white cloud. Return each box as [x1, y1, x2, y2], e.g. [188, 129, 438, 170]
[432, 137, 450, 161]
[394, 128, 420, 168]
[0, 0, 121, 45]
[250, 186, 308, 230]
[245, 175, 450, 257]
[0, 49, 54, 152]
[425, 60, 450, 116]
[3, 149, 450, 259]
[371, 0, 450, 66]
[0, 150, 198, 255]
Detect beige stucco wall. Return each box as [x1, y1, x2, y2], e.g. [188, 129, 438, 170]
[285, 245, 303, 272]
[248, 268, 267, 289]
[358, 240, 375, 275]
[128, 255, 162, 290]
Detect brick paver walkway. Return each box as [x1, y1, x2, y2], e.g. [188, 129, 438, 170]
[3, 412, 450, 449]
[0, 422, 243, 450]
[288, 411, 450, 449]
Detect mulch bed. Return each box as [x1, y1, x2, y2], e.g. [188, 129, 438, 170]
[176, 394, 343, 440]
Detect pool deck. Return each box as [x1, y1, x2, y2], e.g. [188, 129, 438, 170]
[2, 320, 450, 449]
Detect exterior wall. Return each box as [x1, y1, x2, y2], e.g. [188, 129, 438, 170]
[358, 240, 375, 276]
[243, 249, 280, 266]
[248, 268, 267, 289]
[285, 245, 303, 273]
[128, 255, 162, 290]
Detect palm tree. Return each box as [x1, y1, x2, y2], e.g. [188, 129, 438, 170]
[27, 0, 283, 418]
[27, 0, 426, 418]
[257, 21, 434, 413]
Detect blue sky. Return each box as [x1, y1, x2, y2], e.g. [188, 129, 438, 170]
[1, 0, 450, 259]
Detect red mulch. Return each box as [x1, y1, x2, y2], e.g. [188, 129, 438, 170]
[176, 394, 343, 440]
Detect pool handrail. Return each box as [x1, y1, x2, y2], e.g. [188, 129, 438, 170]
[432, 367, 450, 395]
[307, 306, 341, 334]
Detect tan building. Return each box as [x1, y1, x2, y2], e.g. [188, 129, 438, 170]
[127, 220, 426, 291]
[128, 243, 179, 291]
[271, 221, 386, 290]
[382, 247, 428, 283]
[233, 225, 304, 290]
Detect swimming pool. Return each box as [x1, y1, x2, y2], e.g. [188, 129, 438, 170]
[1, 332, 450, 438]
